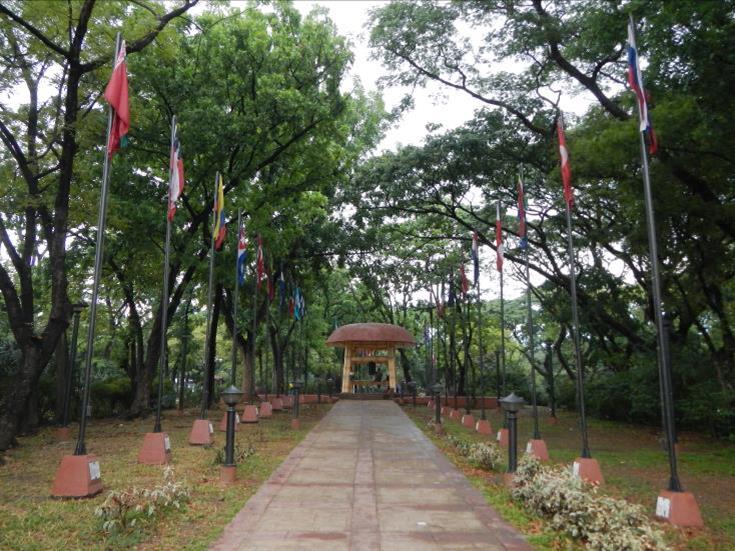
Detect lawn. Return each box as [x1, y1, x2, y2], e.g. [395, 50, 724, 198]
[0, 402, 333, 550]
[402, 402, 735, 550]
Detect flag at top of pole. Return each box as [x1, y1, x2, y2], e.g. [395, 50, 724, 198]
[167, 120, 185, 221]
[627, 17, 658, 155]
[557, 115, 574, 208]
[495, 202, 504, 272]
[237, 226, 247, 286]
[256, 236, 264, 290]
[471, 231, 480, 285]
[213, 174, 226, 250]
[517, 174, 528, 249]
[104, 41, 129, 158]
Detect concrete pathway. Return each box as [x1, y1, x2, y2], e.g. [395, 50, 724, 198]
[211, 400, 532, 550]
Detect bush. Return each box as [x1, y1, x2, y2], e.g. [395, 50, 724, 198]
[212, 441, 256, 465]
[512, 456, 666, 550]
[445, 434, 502, 471]
[95, 466, 190, 534]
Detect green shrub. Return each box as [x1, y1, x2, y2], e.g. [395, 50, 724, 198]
[212, 441, 256, 465]
[512, 456, 666, 550]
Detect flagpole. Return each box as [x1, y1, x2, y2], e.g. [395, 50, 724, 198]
[230, 210, 242, 386]
[476, 269, 486, 420]
[74, 33, 120, 456]
[199, 173, 219, 420]
[249, 240, 259, 403]
[153, 115, 176, 433]
[564, 201, 591, 458]
[629, 18, 682, 493]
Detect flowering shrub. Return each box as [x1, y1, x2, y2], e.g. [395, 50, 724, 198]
[95, 466, 190, 534]
[445, 434, 502, 471]
[212, 441, 256, 465]
[512, 456, 667, 550]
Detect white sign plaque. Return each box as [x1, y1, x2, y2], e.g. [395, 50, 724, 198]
[208, 422, 214, 434]
[656, 496, 671, 518]
[572, 461, 580, 477]
[496, 431, 502, 442]
[526, 441, 533, 454]
[164, 435, 171, 451]
[236, 413, 240, 423]
[88, 460, 101, 480]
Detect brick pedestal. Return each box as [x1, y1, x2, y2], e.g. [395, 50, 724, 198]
[189, 419, 214, 446]
[655, 490, 703, 527]
[573, 457, 604, 485]
[219, 412, 241, 432]
[138, 432, 172, 464]
[51, 455, 103, 498]
[496, 428, 509, 448]
[461, 414, 475, 429]
[55, 426, 72, 441]
[270, 397, 284, 411]
[525, 439, 549, 461]
[291, 418, 300, 430]
[241, 405, 259, 423]
[475, 419, 493, 435]
[259, 402, 273, 418]
[220, 465, 236, 484]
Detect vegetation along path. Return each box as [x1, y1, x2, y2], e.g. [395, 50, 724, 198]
[211, 400, 531, 550]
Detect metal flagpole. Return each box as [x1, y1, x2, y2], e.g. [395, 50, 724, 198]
[74, 34, 120, 456]
[199, 173, 219, 420]
[153, 115, 176, 433]
[629, 15, 682, 492]
[476, 275, 486, 420]
[230, 210, 242, 386]
[249, 238, 259, 403]
[497, 202, 506, 396]
[564, 200, 591, 458]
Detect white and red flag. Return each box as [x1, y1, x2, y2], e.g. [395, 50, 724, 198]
[557, 115, 574, 208]
[627, 19, 658, 155]
[256, 236, 264, 290]
[167, 122, 185, 221]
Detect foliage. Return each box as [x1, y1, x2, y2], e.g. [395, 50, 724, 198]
[446, 433, 502, 471]
[212, 440, 257, 466]
[94, 466, 190, 535]
[511, 456, 667, 551]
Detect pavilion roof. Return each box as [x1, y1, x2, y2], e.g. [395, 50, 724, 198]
[326, 323, 416, 348]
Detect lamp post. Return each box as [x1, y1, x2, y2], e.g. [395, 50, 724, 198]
[408, 381, 417, 408]
[220, 385, 243, 483]
[500, 392, 525, 473]
[316, 377, 322, 404]
[494, 349, 501, 399]
[291, 381, 303, 429]
[58, 302, 87, 439]
[400, 379, 406, 400]
[432, 383, 443, 432]
[327, 376, 334, 401]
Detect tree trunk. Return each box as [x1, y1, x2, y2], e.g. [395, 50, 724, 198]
[54, 330, 69, 425]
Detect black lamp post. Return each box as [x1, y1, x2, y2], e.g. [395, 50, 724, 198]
[221, 385, 243, 482]
[408, 381, 417, 408]
[494, 349, 501, 398]
[60, 302, 87, 429]
[500, 392, 525, 473]
[432, 383, 443, 426]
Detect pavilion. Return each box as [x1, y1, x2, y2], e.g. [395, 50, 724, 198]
[326, 323, 416, 394]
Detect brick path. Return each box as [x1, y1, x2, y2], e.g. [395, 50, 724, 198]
[210, 400, 532, 550]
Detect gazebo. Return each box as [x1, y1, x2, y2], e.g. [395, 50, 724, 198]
[326, 323, 416, 394]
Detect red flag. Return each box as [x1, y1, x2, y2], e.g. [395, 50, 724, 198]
[256, 236, 264, 290]
[104, 41, 129, 158]
[495, 202, 503, 272]
[557, 115, 573, 207]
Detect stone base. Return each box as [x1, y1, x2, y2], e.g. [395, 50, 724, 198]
[440, 406, 448, 415]
[475, 419, 493, 435]
[51, 454, 103, 498]
[220, 465, 236, 484]
[270, 397, 284, 411]
[259, 402, 273, 418]
[448, 409, 460, 421]
[461, 414, 475, 429]
[291, 418, 301, 430]
[525, 439, 549, 461]
[503, 472, 518, 489]
[433, 423, 445, 435]
[282, 396, 293, 409]
[138, 432, 172, 465]
[427, 400, 434, 409]
[218, 412, 241, 432]
[189, 419, 214, 446]
[547, 416, 559, 425]
[656, 490, 704, 527]
[55, 426, 72, 441]
[496, 428, 509, 447]
[573, 457, 604, 485]
[241, 405, 259, 423]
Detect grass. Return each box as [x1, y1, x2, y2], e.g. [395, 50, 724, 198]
[0, 402, 332, 550]
[402, 403, 735, 550]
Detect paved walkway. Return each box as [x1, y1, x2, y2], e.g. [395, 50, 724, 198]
[211, 400, 532, 550]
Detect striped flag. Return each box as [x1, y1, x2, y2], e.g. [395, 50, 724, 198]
[495, 202, 504, 272]
[557, 115, 574, 208]
[627, 18, 658, 155]
[236, 226, 247, 286]
[167, 121, 185, 221]
[517, 174, 527, 249]
[459, 264, 470, 297]
[213, 174, 226, 250]
[471, 231, 480, 285]
[104, 41, 129, 158]
[278, 266, 286, 310]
